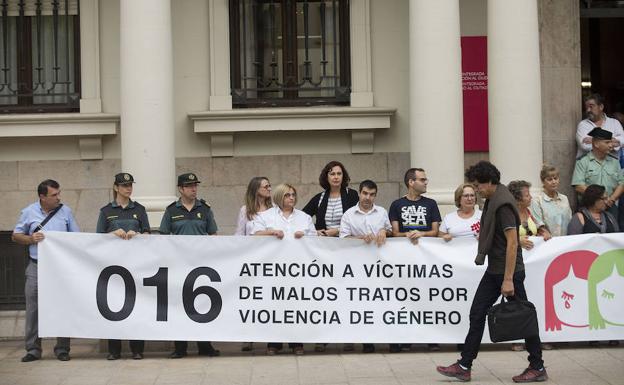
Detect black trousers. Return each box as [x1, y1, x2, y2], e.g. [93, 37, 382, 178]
[174, 341, 215, 354]
[108, 339, 144, 355]
[459, 270, 544, 370]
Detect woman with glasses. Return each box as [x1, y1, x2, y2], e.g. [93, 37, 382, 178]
[567, 184, 620, 347]
[438, 183, 482, 242]
[252, 183, 316, 355]
[96, 173, 150, 360]
[567, 184, 619, 235]
[234, 176, 272, 352]
[508, 180, 552, 351]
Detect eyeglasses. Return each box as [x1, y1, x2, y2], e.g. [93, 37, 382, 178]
[284, 193, 297, 198]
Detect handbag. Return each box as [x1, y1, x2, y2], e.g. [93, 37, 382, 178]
[487, 296, 539, 343]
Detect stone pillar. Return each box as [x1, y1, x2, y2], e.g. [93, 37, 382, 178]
[409, 0, 464, 205]
[120, 0, 176, 226]
[488, 0, 543, 186]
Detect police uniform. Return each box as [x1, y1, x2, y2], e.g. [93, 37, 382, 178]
[96, 173, 150, 360]
[159, 173, 220, 358]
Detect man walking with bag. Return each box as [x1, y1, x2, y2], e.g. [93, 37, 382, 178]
[436, 161, 547, 383]
[12, 179, 80, 362]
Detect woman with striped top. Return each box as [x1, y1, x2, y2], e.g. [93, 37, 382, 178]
[302, 160, 359, 352]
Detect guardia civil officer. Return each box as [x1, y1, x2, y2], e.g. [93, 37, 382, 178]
[96, 172, 150, 360]
[159, 172, 220, 358]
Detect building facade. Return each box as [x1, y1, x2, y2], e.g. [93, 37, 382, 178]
[0, 0, 587, 333]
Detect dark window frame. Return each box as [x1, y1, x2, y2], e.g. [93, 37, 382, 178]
[229, 0, 351, 108]
[0, 1, 81, 114]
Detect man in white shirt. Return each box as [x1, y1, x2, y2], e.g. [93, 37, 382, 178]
[340, 180, 392, 247]
[576, 93, 624, 159]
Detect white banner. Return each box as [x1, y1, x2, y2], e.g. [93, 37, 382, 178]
[38, 232, 624, 343]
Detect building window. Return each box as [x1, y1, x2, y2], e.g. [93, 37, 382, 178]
[0, 232, 27, 310]
[0, 0, 80, 114]
[229, 0, 350, 107]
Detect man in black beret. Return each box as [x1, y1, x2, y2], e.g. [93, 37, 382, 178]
[572, 127, 624, 219]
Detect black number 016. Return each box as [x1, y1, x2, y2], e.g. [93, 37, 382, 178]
[95, 266, 223, 323]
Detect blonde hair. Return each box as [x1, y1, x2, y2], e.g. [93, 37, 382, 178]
[540, 164, 559, 182]
[272, 183, 297, 210]
[454, 183, 476, 208]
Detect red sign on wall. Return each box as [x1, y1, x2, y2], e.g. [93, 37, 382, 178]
[461, 36, 488, 152]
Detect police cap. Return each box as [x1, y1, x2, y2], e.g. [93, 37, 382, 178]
[588, 127, 613, 140]
[114, 173, 135, 185]
[178, 172, 201, 186]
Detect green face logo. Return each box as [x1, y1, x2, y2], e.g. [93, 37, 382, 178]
[588, 249, 624, 329]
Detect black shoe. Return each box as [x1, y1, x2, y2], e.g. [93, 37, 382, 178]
[389, 344, 401, 353]
[57, 352, 70, 361]
[106, 353, 121, 360]
[21, 353, 39, 363]
[198, 347, 220, 357]
[132, 352, 144, 360]
[169, 351, 187, 359]
[362, 344, 375, 354]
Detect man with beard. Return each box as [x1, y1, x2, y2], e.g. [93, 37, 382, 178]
[576, 93, 624, 160]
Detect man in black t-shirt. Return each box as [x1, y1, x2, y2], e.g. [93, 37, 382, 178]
[436, 161, 546, 383]
[388, 168, 441, 353]
[389, 168, 441, 244]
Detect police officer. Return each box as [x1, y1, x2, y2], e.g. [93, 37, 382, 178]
[159, 172, 220, 358]
[96, 172, 150, 360]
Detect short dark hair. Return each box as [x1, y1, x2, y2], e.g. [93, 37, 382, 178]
[403, 168, 425, 187]
[581, 184, 606, 208]
[585, 93, 605, 106]
[464, 161, 500, 185]
[507, 180, 531, 202]
[37, 179, 60, 196]
[319, 161, 351, 190]
[359, 179, 377, 192]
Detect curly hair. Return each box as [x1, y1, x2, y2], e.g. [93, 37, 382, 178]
[319, 161, 350, 190]
[507, 180, 531, 202]
[464, 161, 500, 184]
[581, 184, 606, 209]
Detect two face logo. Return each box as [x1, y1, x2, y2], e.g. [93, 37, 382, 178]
[545, 249, 624, 331]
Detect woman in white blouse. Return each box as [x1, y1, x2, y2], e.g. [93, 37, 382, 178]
[252, 183, 316, 355]
[235, 176, 272, 352]
[438, 184, 482, 241]
[235, 177, 272, 236]
[253, 183, 317, 239]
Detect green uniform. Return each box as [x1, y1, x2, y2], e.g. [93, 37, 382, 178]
[96, 200, 150, 234]
[572, 151, 624, 196]
[159, 199, 218, 235]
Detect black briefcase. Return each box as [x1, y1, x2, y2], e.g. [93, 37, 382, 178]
[487, 296, 539, 343]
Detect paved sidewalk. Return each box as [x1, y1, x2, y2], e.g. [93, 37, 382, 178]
[0, 339, 622, 385]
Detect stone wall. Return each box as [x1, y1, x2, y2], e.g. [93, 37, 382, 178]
[0, 153, 417, 234]
[538, 0, 581, 203]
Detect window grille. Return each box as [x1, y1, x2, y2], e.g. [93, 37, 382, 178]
[230, 0, 350, 107]
[0, 0, 80, 113]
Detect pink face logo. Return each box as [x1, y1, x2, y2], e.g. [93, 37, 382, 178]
[544, 250, 598, 331]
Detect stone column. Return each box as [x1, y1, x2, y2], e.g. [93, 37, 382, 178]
[488, 0, 543, 186]
[409, 0, 464, 205]
[120, 0, 176, 226]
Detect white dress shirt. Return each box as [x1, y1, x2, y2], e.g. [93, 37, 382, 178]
[251, 206, 317, 237]
[339, 204, 391, 238]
